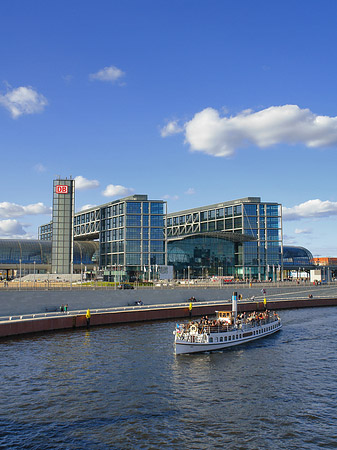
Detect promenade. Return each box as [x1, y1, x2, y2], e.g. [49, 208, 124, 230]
[1, 282, 337, 339]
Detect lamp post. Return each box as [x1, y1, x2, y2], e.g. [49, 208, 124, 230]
[33, 261, 36, 290]
[19, 258, 22, 291]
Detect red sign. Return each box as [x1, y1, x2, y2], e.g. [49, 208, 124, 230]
[55, 185, 69, 194]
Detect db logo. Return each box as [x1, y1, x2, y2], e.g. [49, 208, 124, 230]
[55, 185, 69, 194]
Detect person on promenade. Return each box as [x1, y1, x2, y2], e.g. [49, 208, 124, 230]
[60, 304, 64, 313]
[86, 309, 91, 327]
[64, 304, 68, 313]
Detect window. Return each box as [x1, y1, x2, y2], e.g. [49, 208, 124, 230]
[151, 228, 163, 239]
[143, 202, 149, 214]
[126, 228, 141, 239]
[216, 208, 224, 218]
[225, 207, 233, 217]
[126, 215, 141, 226]
[150, 241, 164, 252]
[208, 210, 215, 220]
[200, 211, 207, 221]
[126, 202, 141, 213]
[151, 203, 163, 214]
[234, 217, 242, 228]
[244, 205, 257, 216]
[151, 216, 163, 227]
[234, 205, 242, 215]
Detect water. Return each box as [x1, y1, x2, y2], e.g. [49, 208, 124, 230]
[1, 307, 337, 449]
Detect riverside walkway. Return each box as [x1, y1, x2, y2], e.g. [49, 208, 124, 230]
[1, 284, 337, 338]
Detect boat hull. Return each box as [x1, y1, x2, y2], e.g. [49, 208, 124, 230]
[175, 320, 282, 355]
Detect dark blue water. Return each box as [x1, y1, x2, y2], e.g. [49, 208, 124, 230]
[1, 307, 337, 450]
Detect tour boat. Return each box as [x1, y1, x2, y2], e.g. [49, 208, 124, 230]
[173, 295, 282, 355]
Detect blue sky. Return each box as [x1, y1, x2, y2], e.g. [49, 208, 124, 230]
[1, 0, 337, 256]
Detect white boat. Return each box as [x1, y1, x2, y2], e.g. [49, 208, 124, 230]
[173, 294, 282, 355]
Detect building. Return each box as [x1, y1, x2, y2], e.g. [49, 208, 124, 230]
[0, 239, 99, 279]
[40, 194, 166, 281]
[166, 197, 282, 280]
[51, 178, 75, 274]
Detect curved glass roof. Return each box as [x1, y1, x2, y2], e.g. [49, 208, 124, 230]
[0, 239, 99, 265]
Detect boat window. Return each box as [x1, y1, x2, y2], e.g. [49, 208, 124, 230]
[228, 336, 231, 341]
[224, 336, 227, 341]
[220, 337, 223, 342]
[209, 338, 213, 343]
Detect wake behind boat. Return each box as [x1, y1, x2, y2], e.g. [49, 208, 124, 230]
[174, 293, 282, 355]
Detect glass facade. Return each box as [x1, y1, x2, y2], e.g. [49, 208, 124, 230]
[166, 197, 282, 280]
[0, 240, 98, 269]
[100, 199, 165, 277]
[168, 235, 236, 279]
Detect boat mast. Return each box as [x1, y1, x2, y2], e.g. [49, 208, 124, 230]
[232, 291, 238, 323]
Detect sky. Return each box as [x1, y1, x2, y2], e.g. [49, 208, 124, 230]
[1, 0, 337, 256]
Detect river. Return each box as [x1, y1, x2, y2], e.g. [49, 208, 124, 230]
[1, 306, 337, 449]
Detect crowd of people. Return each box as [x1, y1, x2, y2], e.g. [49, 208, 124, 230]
[179, 310, 279, 335]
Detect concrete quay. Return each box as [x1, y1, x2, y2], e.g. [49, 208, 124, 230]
[1, 283, 337, 339]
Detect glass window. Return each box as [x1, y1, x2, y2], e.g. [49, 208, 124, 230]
[126, 253, 141, 265]
[126, 202, 141, 213]
[151, 203, 163, 214]
[208, 210, 215, 220]
[118, 216, 124, 227]
[186, 214, 192, 223]
[201, 222, 207, 232]
[143, 202, 149, 214]
[266, 205, 279, 216]
[143, 228, 149, 239]
[216, 208, 224, 218]
[244, 205, 257, 216]
[126, 215, 141, 226]
[119, 204, 124, 215]
[216, 220, 224, 230]
[225, 207, 233, 217]
[150, 241, 164, 252]
[267, 217, 279, 228]
[208, 221, 215, 231]
[151, 216, 164, 227]
[200, 211, 207, 221]
[234, 205, 242, 215]
[193, 213, 199, 221]
[126, 228, 141, 239]
[234, 217, 242, 228]
[126, 240, 141, 252]
[179, 215, 185, 224]
[151, 228, 164, 239]
[244, 216, 258, 229]
[225, 218, 233, 230]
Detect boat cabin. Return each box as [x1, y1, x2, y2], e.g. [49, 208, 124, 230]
[216, 311, 232, 324]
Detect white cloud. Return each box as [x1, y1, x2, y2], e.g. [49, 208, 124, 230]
[89, 65, 125, 84]
[79, 204, 97, 212]
[34, 163, 47, 173]
[0, 219, 27, 237]
[283, 199, 337, 220]
[185, 187, 195, 195]
[160, 120, 184, 137]
[74, 176, 99, 190]
[0, 86, 48, 118]
[163, 194, 179, 201]
[102, 184, 134, 197]
[0, 202, 51, 219]
[163, 104, 337, 157]
[294, 228, 311, 234]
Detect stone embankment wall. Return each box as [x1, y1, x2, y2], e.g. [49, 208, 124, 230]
[0, 283, 331, 316]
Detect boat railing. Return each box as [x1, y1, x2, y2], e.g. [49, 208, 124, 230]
[177, 314, 279, 337]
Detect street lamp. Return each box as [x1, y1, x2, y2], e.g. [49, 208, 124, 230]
[19, 258, 22, 291]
